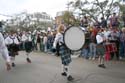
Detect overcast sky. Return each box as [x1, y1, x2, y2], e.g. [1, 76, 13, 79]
[0, 0, 124, 20]
[0, 0, 72, 20]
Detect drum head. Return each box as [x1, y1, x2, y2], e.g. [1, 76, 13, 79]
[64, 26, 85, 51]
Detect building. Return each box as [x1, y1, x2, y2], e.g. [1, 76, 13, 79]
[55, 11, 65, 26]
[3, 12, 53, 30]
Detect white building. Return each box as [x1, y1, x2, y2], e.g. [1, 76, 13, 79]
[3, 12, 53, 29]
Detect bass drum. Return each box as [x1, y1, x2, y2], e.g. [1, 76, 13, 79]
[64, 26, 85, 52]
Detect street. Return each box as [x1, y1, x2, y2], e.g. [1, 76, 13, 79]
[0, 51, 125, 83]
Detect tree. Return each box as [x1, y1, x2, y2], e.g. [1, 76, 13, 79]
[62, 11, 80, 26]
[69, 0, 121, 21]
[114, 1, 125, 13]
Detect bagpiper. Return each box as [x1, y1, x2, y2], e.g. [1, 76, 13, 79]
[5, 30, 20, 67]
[96, 28, 106, 68]
[23, 31, 32, 63]
[0, 32, 11, 70]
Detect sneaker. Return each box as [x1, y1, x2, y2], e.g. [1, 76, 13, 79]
[67, 75, 74, 81]
[98, 64, 106, 68]
[26, 58, 31, 63]
[12, 63, 16, 67]
[101, 64, 106, 68]
[61, 72, 67, 76]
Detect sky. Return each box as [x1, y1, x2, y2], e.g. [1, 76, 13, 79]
[0, 0, 71, 20]
[0, 0, 124, 20]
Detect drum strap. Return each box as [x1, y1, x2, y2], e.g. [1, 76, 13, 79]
[58, 33, 64, 46]
[59, 42, 65, 46]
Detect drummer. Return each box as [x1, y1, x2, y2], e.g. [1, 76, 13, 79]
[96, 28, 106, 68]
[53, 24, 74, 81]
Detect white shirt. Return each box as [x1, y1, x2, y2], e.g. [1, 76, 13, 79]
[5, 36, 19, 45]
[21, 34, 27, 42]
[0, 32, 10, 62]
[103, 31, 111, 39]
[53, 32, 63, 48]
[96, 33, 104, 44]
[28, 35, 32, 41]
[26, 34, 32, 41]
[43, 36, 47, 44]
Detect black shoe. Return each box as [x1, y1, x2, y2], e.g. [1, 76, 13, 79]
[101, 64, 106, 68]
[12, 63, 16, 67]
[61, 72, 67, 76]
[98, 64, 106, 68]
[67, 75, 74, 81]
[98, 64, 102, 67]
[27, 58, 31, 63]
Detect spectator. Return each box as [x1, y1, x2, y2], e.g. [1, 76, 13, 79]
[110, 13, 120, 28]
[119, 28, 125, 60]
[100, 17, 107, 28]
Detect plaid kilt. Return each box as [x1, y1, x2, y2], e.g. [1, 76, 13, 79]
[25, 41, 33, 53]
[59, 45, 71, 66]
[96, 44, 105, 56]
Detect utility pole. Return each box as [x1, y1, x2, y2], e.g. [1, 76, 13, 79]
[67, 0, 70, 27]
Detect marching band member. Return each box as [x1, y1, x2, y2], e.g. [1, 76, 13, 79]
[24, 31, 32, 63]
[53, 24, 74, 81]
[0, 32, 11, 70]
[21, 31, 27, 50]
[5, 31, 20, 67]
[96, 29, 106, 68]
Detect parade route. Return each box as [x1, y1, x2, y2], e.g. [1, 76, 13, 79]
[0, 51, 125, 83]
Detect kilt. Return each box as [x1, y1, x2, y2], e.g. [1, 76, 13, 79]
[96, 44, 105, 56]
[7, 44, 19, 57]
[25, 41, 33, 53]
[59, 45, 71, 66]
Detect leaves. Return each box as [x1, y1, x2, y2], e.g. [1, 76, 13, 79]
[68, 0, 122, 21]
[61, 11, 79, 26]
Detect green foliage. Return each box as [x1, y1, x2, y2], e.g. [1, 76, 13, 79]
[62, 11, 80, 26]
[69, 0, 122, 21]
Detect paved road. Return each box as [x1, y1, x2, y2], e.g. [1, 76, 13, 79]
[0, 51, 125, 83]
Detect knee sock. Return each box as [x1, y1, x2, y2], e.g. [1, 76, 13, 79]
[62, 65, 70, 77]
[11, 57, 15, 63]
